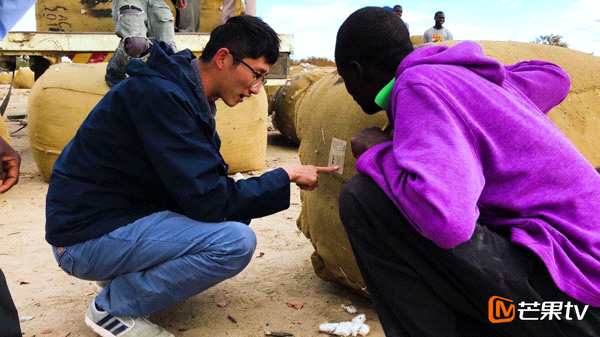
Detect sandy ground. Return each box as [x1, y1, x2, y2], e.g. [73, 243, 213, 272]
[0, 86, 384, 337]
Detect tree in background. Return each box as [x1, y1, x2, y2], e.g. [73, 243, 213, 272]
[534, 34, 568, 48]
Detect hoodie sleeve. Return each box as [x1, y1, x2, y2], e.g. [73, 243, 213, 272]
[356, 83, 484, 249]
[128, 84, 290, 223]
[505, 60, 571, 114]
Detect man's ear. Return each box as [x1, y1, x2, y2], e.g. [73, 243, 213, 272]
[213, 48, 231, 70]
[348, 60, 364, 82]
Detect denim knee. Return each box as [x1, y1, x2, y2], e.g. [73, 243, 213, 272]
[214, 222, 257, 274]
[230, 222, 257, 262]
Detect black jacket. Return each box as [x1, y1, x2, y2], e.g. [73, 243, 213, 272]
[45, 42, 290, 247]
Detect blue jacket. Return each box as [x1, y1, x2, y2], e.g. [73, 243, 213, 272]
[45, 42, 290, 247]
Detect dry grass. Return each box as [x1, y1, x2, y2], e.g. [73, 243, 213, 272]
[290, 57, 335, 67]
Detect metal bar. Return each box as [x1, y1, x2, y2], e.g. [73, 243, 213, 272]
[0, 31, 293, 54]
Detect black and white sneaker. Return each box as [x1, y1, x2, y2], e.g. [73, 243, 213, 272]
[84, 300, 174, 337]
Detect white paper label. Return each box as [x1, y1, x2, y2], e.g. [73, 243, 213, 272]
[328, 137, 347, 175]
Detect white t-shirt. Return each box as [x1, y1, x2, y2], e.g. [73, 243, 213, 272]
[423, 27, 453, 43]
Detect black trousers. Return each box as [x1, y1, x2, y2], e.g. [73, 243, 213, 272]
[338, 174, 600, 337]
[0, 269, 21, 337]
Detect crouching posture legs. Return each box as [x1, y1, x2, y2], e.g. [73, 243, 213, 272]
[52, 211, 255, 337]
[339, 174, 600, 337]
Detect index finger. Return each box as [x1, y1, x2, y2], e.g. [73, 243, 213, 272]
[315, 166, 340, 173]
[0, 175, 17, 193]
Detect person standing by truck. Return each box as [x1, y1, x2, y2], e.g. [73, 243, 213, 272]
[106, 0, 184, 87]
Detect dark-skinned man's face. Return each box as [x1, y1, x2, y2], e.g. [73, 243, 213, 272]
[435, 13, 445, 26]
[337, 66, 382, 114]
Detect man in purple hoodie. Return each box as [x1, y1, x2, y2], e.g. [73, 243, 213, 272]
[335, 7, 600, 337]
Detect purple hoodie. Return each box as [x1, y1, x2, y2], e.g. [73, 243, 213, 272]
[356, 41, 600, 306]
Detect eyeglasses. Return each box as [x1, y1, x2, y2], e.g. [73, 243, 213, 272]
[233, 56, 268, 87]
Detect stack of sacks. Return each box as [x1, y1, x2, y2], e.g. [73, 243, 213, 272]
[297, 41, 600, 294]
[200, 0, 244, 32]
[28, 62, 268, 182]
[272, 66, 335, 144]
[14, 67, 34, 89]
[36, 0, 172, 32]
[36, 0, 237, 33]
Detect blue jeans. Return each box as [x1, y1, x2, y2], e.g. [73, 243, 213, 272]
[52, 211, 256, 317]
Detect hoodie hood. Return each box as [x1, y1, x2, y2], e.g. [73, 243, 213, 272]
[126, 41, 214, 126]
[126, 41, 200, 95]
[397, 41, 506, 85]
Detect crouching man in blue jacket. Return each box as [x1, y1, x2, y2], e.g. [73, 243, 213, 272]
[45, 15, 338, 337]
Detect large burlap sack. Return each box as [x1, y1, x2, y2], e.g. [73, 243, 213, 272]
[266, 64, 330, 116]
[265, 84, 280, 115]
[200, 0, 243, 32]
[28, 62, 267, 182]
[28, 63, 108, 182]
[0, 72, 11, 84]
[13, 68, 34, 89]
[215, 88, 268, 173]
[297, 72, 388, 294]
[36, 0, 116, 32]
[272, 67, 334, 144]
[445, 41, 600, 166]
[0, 117, 9, 143]
[297, 42, 600, 295]
[37, 0, 237, 33]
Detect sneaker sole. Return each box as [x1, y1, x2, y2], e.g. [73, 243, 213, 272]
[85, 315, 121, 337]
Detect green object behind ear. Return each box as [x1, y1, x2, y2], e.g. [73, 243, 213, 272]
[375, 78, 395, 110]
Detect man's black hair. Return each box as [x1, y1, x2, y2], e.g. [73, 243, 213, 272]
[201, 15, 280, 65]
[393, 5, 402, 10]
[435, 11, 444, 17]
[335, 7, 413, 75]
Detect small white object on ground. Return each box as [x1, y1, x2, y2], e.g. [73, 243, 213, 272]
[341, 304, 357, 314]
[19, 315, 34, 322]
[319, 314, 370, 336]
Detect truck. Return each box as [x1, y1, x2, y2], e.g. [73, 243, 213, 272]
[0, 0, 292, 83]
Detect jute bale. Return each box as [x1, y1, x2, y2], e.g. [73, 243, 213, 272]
[29, 62, 267, 182]
[444, 41, 600, 166]
[36, 0, 236, 33]
[0, 72, 11, 84]
[215, 88, 268, 173]
[297, 72, 388, 294]
[28, 63, 108, 182]
[297, 42, 600, 295]
[265, 84, 280, 114]
[200, 0, 243, 32]
[272, 67, 334, 144]
[14, 68, 34, 89]
[266, 64, 328, 115]
[36, 0, 116, 32]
